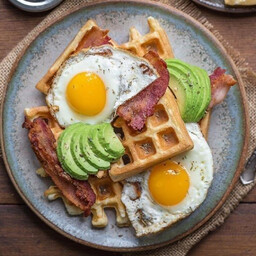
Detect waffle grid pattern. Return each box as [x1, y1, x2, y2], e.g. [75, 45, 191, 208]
[110, 89, 193, 182]
[89, 176, 130, 227]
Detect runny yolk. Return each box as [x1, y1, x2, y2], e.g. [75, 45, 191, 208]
[148, 160, 190, 206]
[66, 72, 106, 116]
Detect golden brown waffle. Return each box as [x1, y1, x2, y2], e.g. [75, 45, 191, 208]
[121, 16, 174, 60]
[109, 17, 193, 182]
[109, 89, 194, 182]
[35, 19, 117, 95]
[24, 106, 63, 140]
[120, 16, 211, 139]
[89, 175, 130, 228]
[25, 107, 128, 227]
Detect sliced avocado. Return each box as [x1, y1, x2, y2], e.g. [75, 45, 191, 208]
[166, 59, 211, 123]
[194, 67, 211, 121]
[168, 69, 188, 119]
[88, 124, 116, 162]
[80, 125, 110, 170]
[57, 123, 88, 180]
[167, 59, 197, 122]
[189, 65, 206, 121]
[98, 123, 125, 158]
[70, 124, 98, 175]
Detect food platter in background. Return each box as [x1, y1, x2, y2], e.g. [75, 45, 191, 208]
[191, 0, 256, 13]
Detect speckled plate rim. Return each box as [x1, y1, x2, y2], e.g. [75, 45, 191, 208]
[0, 0, 249, 252]
[191, 0, 256, 13]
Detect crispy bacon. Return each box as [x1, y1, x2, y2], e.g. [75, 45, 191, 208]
[209, 67, 236, 109]
[117, 51, 169, 130]
[74, 26, 112, 53]
[23, 117, 96, 216]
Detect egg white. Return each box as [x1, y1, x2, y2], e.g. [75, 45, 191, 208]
[121, 123, 214, 237]
[46, 45, 158, 127]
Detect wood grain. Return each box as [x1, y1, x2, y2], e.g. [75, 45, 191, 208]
[190, 203, 256, 256]
[0, 0, 256, 255]
[0, 159, 22, 204]
[199, 9, 256, 69]
[0, 205, 119, 256]
[0, 0, 47, 61]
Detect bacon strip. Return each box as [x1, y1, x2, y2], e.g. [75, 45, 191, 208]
[23, 117, 96, 216]
[209, 67, 236, 109]
[117, 51, 169, 130]
[74, 26, 112, 53]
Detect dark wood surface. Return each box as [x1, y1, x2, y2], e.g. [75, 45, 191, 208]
[0, 0, 256, 255]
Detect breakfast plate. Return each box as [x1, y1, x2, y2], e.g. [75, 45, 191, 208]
[0, 0, 248, 251]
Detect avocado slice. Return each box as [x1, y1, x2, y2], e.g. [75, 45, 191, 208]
[57, 123, 89, 180]
[168, 69, 188, 119]
[166, 59, 211, 123]
[80, 125, 111, 170]
[189, 65, 207, 121]
[88, 124, 116, 162]
[70, 124, 98, 175]
[98, 123, 125, 158]
[167, 59, 197, 122]
[194, 67, 211, 121]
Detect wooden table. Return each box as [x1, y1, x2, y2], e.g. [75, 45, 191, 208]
[0, 0, 256, 255]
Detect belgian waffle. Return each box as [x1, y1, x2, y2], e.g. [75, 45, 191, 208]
[25, 107, 128, 227]
[120, 16, 210, 140]
[35, 19, 117, 95]
[109, 89, 194, 182]
[109, 18, 193, 182]
[89, 175, 130, 228]
[121, 16, 174, 60]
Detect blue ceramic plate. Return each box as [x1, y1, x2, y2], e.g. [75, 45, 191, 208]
[1, 0, 248, 251]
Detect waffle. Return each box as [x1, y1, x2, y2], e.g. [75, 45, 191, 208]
[25, 106, 128, 227]
[109, 89, 194, 182]
[88, 175, 130, 228]
[121, 16, 174, 60]
[121, 16, 210, 139]
[35, 19, 117, 95]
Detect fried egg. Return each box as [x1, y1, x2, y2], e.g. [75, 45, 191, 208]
[46, 45, 158, 127]
[121, 123, 213, 237]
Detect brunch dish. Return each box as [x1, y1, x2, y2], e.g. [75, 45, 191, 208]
[192, 0, 256, 13]
[1, 1, 248, 251]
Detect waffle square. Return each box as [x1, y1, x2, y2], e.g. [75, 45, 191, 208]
[89, 176, 130, 228]
[109, 89, 194, 182]
[121, 16, 174, 60]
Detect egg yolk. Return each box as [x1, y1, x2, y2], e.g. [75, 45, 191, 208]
[148, 160, 190, 206]
[66, 72, 106, 116]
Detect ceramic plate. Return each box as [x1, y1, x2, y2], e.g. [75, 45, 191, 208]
[192, 0, 256, 13]
[1, 0, 248, 252]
